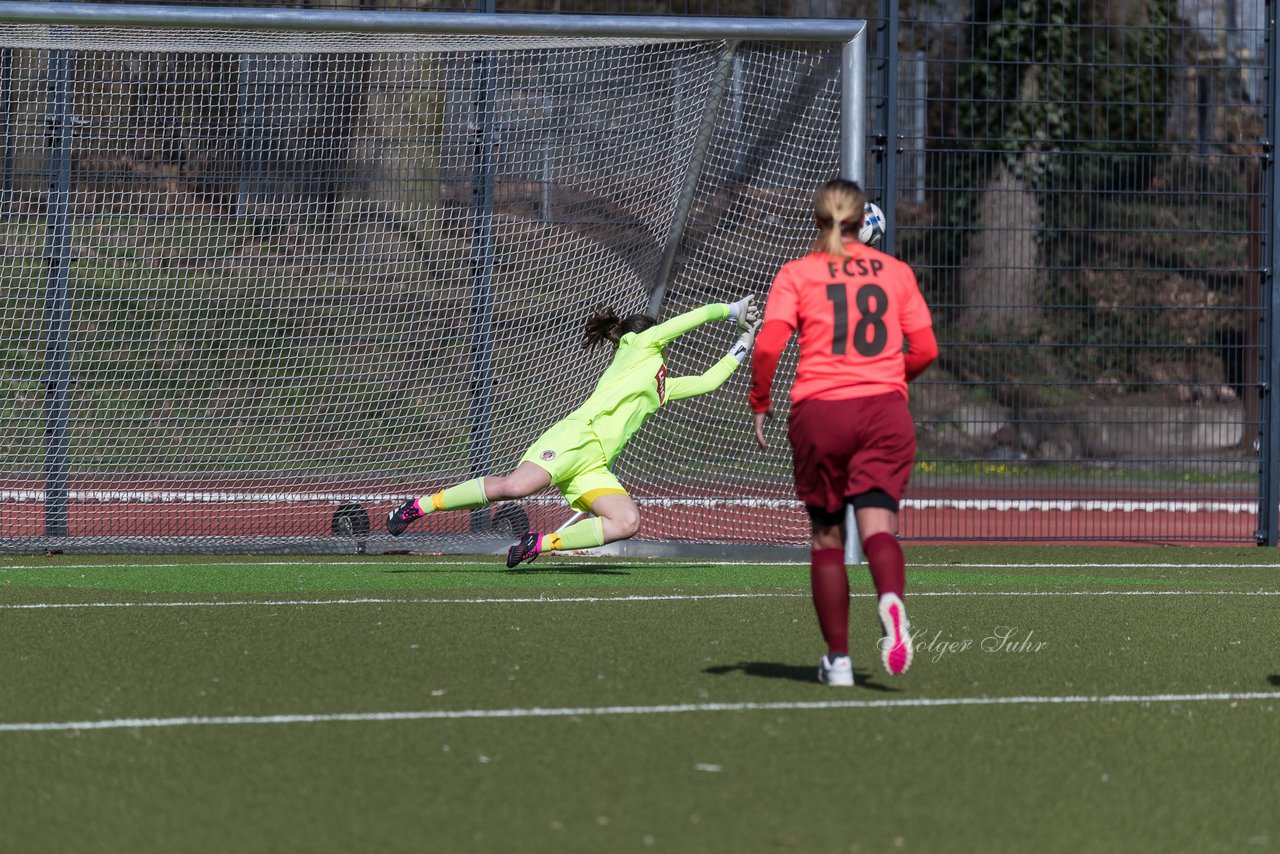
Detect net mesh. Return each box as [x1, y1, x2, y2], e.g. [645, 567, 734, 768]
[0, 23, 845, 551]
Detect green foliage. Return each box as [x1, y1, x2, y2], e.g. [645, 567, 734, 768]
[941, 0, 1174, 268]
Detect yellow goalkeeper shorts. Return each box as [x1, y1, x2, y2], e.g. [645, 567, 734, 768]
[520, 418, 628, 513]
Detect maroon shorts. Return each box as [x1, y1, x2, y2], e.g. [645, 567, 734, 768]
[786, 392, 917, 518]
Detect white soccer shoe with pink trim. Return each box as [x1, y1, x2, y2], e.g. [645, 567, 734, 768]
[878, 593, 913, 676]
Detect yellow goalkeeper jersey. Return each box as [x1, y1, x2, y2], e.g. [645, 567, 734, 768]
[564, 302, 740, 465]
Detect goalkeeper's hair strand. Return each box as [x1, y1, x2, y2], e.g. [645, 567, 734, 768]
[583, 305, 656, 351]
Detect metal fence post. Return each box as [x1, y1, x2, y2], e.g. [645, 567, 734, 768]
[1260, 0, 1280, 546]
[876, 0, 899, 252]
[42, 37, 73, 538]
[468, 0, 498, 534]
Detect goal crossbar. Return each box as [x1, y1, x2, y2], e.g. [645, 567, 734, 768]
[0, 3, 867, 184]
[0, 2, 865, 41]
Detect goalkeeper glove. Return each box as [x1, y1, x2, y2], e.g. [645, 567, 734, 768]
[727, 318, 762, 364]
[727, 295, 762, 331]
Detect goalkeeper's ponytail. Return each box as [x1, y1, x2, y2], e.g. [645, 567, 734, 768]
[583, 305, 657, 351]
[813, 178, 866, 258]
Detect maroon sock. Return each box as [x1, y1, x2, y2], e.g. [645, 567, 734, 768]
[863, 532, 906, 598]
[810, 548, 850, 656]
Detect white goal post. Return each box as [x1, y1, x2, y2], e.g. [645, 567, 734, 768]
[0, 1, 867, 554]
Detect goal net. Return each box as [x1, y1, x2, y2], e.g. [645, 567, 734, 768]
[0, 9, 864, 553]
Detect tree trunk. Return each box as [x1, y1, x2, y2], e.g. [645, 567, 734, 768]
[958, 160, 1045, 338]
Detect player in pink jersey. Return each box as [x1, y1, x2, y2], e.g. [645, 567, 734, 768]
[749, 178, 937, 684]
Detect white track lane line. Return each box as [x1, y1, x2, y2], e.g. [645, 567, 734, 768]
[3, 691, 1278, 733]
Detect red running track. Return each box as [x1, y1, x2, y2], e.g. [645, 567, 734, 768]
[0, 496, 1258, 545]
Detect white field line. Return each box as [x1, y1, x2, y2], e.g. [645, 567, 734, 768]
[3, 589, 1280, 611]
[3, 690, 1279, 733]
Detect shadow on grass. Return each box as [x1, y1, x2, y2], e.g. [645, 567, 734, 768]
[382, 565, 631, 576]
[1268, 674, 1280, 686]
[703, 661, 898, 692]
[505, 565, 631, 576]
[381, 568, 496, 575]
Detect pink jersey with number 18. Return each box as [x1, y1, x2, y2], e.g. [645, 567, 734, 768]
[759, 241, 932, 405]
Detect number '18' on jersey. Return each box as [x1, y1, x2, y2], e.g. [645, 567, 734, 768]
[762, 244, 933, 405]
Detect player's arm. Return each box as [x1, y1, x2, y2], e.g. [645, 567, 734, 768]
[639, 294, 758, 350]
[748, 265, 799, 415]
[747, 319, 793, 414]
[897, 264, 936, 382]
[638, 302, 728, 348]
[666, 319, 762, 401]
[904, 324, 937, 381]
[747, 319, 792, 449]
[748, 265, 800, 449]
[665, 357, 738, 401]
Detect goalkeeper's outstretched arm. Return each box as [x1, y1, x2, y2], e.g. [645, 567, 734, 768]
[640, 295, 762, 349]
[665, 317, 762, 402]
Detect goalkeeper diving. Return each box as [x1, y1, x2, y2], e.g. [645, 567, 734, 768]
[388, 297, 764, 566]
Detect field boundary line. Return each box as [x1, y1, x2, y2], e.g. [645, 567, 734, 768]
[4, 690, 1279, 733]
[4, 589, 1280, 610]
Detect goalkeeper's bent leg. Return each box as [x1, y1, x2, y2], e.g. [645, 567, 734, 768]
[541, 517, 606, 553]
[418, 477, 490, 514]
[580, 492, 640, 544]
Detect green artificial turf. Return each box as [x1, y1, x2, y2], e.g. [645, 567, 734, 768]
[1, 546, 1278, 853]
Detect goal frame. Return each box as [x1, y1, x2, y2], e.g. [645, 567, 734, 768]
[0, 1, 868, 556]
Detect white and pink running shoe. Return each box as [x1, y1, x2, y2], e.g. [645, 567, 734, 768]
[877, 593, 913, 676]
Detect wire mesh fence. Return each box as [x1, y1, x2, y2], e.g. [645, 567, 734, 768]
[887, 0, 1265, 543]
[1, 0, 1273, 547]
